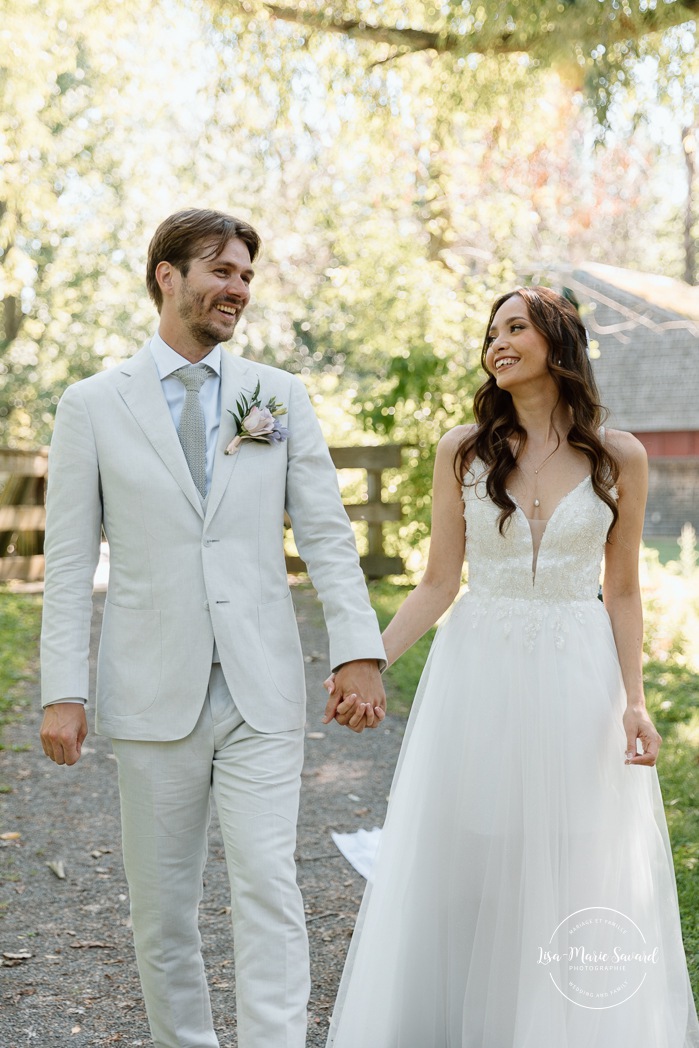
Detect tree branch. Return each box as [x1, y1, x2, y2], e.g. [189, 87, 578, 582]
[2, 295, 23, 346]
[260, 1, 699, 59]
[263, 5, 462, 53]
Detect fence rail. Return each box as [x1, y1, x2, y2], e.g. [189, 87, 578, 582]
[0, 444, 404, 582]
[0, 448, 48, 582]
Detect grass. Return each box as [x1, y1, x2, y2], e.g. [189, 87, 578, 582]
[368, 580, 435, 717]
[368, 582, 699, 1002]
[644, 658, 699, 997]
[0, 588, 43, 740]
[645, 536, 685, 565]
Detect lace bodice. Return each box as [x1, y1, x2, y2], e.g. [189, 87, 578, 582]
[462, 461, 614, 603]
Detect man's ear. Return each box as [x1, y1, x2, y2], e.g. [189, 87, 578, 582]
[155, 260, 177, 299]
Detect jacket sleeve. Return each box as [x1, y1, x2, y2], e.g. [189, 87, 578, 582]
[40, 383, 103, 705]
[284, 376, 386, 671]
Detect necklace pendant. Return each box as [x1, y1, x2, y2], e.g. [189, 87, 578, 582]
[534, 498, 540, 508]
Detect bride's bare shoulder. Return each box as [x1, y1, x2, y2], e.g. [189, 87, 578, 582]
[604, 428, 647, 468]
[439, 423, 478, 454]
[436, 426, 479, 488]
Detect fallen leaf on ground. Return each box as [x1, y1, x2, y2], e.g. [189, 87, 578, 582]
[2, 950, 32, 963]
[47, 860, 66, 879]
[69, 941, 116, 950]
[0, 831, 21, 840]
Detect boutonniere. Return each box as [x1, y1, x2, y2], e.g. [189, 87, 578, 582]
[224, 380, 289, 455]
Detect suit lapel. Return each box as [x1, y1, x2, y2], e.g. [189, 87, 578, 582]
[205, 350, 254, 524]
[115, 343, 205, 519]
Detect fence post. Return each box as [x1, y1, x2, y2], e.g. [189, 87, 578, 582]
[366, 468, 383, 560]
[326, 445, 404, 579]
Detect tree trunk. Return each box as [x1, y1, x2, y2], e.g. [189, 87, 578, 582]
[682, 126, 697, 286]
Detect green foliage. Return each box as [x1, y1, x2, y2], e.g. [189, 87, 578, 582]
[0, 1, 169, 442]
[645, 657, 699, 991]
[0, 590, 43, 737]
[242, 0, 699, 125]
[368, 580, 436, 716]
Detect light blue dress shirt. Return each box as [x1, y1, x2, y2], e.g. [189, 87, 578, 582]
[149, 332, 222, 496]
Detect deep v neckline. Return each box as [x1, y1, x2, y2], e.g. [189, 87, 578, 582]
[508, 474, 592, 583]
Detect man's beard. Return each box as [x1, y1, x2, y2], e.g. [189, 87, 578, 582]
[177, 281, 237, 345]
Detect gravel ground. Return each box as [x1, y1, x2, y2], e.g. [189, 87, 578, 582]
[0, 583, 405, 1047]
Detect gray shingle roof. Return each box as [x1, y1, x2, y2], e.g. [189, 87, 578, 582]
[563, 265, 699, 433]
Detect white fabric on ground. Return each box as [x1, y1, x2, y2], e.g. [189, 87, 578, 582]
[331, 827, 382, 881]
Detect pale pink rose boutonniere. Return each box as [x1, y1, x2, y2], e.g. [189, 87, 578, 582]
[224, 380, 289, 455]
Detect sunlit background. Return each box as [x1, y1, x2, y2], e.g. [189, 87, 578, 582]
[2, 0, 699, 575]
[1, 2, 698, 998]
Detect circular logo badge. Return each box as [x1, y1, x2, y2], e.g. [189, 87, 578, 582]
[538, 906, 659, 1009]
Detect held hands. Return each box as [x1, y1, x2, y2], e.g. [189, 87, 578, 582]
[623, 704, 662, 767]
[322, 659, 386, 733]
[40, 703, 88, 766]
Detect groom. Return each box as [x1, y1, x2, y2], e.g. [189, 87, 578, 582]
[39, 208, 386, 1048]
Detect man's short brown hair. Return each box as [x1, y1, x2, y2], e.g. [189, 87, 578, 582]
[146, 209, 261, 312]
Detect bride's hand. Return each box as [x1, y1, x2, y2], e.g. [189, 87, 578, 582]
[322, 672, 385, 732]
[623, 705, 662, 767]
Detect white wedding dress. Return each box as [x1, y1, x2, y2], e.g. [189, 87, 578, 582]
[327, 461, 699, 1048]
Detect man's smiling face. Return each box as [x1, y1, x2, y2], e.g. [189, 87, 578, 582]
[171, 237, 255, 349]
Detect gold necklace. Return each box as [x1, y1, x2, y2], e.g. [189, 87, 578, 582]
[527, 442, 560, 509]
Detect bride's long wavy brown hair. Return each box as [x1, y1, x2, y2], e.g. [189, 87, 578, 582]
[455, 286, 619, 537]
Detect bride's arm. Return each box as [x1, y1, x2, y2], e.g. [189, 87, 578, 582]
[602, 430, 661, 767]
[381, 426, 470, 668]
[323, 425, 469, 729]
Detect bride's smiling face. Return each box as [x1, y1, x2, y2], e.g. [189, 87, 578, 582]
[485, 295, 552, 389]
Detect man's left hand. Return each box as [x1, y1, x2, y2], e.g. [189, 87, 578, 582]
[322, 659, 385, 733]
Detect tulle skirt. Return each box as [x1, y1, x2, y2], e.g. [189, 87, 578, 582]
[327, 594, 699, 1048]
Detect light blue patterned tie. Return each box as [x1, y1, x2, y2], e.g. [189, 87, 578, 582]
[173, 364, 213, 498]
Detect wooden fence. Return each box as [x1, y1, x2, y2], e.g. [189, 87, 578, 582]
[286, 444, 404, 579]
[0, 444, 404, 582]
[0, 449, 49, 582]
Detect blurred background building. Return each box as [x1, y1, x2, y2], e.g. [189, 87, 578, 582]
[565, 264, 699, 541]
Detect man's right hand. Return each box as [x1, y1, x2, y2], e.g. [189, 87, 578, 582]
[40, 703, 88, 766]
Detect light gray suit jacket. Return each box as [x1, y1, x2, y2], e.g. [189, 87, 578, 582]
[40, 343, 386, 738]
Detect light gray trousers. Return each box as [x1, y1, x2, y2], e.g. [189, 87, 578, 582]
[112, 665, 309, 1048]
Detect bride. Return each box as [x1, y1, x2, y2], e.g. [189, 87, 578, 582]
[323, 286, 699, 1047]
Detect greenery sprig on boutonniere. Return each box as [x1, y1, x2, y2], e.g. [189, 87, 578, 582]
[225, 381, 289, 455]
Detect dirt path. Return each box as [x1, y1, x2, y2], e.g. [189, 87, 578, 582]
[0, 583, 406, 1047]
